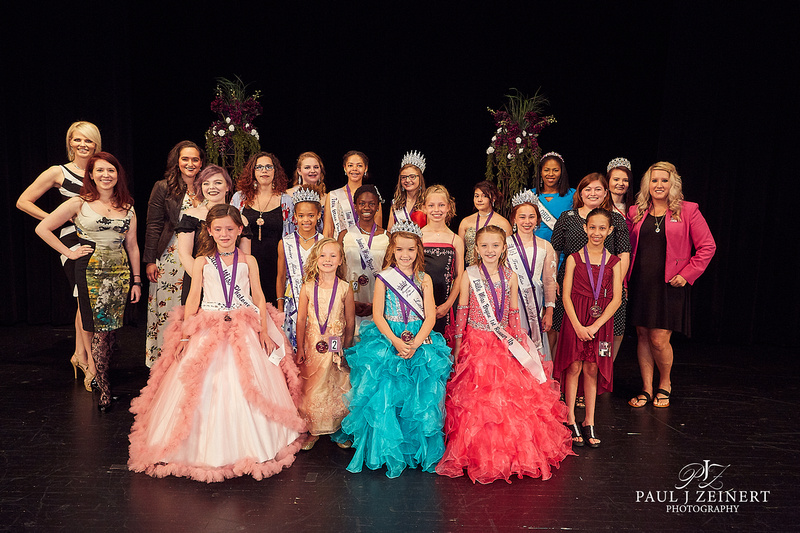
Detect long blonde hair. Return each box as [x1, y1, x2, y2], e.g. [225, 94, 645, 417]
[382, 231, 426, 275]
[633, 161, 684, 222]
[303, 237, 348, 283]
[473, 225, 508, 266]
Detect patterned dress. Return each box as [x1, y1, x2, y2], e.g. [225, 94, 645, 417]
[56, 165, 84, 293]
[423, 241, 456, 336]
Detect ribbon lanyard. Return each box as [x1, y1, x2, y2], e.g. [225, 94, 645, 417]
[359, 223, 377, 268]
[480, 263, 506, 321]
[476, 210, 494, 232]
[583, 246, 607, 305]
[514, 235, 541, 316]
[314, 276, 339, 335]
[346, 185, 358, 224]
[214, 249, 239, 310]
[295, 231, 318, 273]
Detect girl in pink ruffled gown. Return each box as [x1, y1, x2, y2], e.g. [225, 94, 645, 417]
[437, 226, 574, 484]
[128, 204, 306, 482]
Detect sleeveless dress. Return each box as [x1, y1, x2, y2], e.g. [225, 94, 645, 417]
[533, 188, 576, 243]
[297, 280, 351, 436]
[241, 205, 283, 305]
[57, 165, 84, 292]
[341, 274, 453, 477]
[423, 241, 456, 336]
[436, 267, 573, 484]
[74, 203, 134, 332]
[554, 252, 620, 395]
[145, 193, 193, 367]
[128, 257, 306, 482]
[281, 235, 316, 348]
[330, 186, 358, 236]
[463, 226, 477, 266]
[342, 230, 389, 337]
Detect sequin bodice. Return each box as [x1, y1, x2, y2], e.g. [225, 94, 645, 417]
[468, 266, 513, 331]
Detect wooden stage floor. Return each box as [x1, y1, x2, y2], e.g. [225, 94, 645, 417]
[0, 322, 796, 532]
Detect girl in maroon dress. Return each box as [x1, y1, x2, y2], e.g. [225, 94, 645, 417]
[555, 209, 622, 448]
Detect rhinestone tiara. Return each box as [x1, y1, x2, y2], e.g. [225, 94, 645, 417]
[391, 220, 423, 238]
[607, 157, 632, 172]
[400, 150, 426, 173]
[540, 151, 564, 163]
[511, 189, 538, 207]
[292, 187, 321, 205]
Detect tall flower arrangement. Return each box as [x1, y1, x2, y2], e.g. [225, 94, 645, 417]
[485, 88, 556, 217]
[205, 76, 262, 180]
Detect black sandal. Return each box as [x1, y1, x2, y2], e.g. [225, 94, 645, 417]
[653, 388, 671, 408]
[566, 423, 584, 447]
[582, 424, 601, 448]
[576, 396, 585, 409]
[628, 391, 652, 408]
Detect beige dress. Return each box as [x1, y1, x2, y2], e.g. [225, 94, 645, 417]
[298, 280, 351, 435]
[342, 231, 389, 337]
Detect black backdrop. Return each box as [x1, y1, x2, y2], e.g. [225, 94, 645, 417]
[2, 3, 796, 347]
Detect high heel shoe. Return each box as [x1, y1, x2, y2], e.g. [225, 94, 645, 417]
[70, 354, 89, 380]
[83, 370, 96, 392]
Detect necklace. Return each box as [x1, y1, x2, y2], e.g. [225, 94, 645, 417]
[298, 231, 318, 243]
[219, 250, 235, 256]
[72, 161, 85, 171]
[653, 213, 667, 233]
[254, 193, 276, 241]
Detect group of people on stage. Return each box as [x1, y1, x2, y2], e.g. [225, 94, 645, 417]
[18, 122, 716, 484]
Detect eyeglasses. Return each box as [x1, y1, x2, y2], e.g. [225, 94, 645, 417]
[255, 164, 274, 171]
[400, 174, 419, 181]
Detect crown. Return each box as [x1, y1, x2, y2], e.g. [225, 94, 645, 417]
[607, 157, 632, 172]
[391, 220, 423, 238]
[292, 187, 321, 205]
[540, 151, 564, 163]
[400, 150, 426, 173]
[511, 189, 539, 207]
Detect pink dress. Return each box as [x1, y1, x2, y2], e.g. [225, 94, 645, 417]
[128, 256, 306, 482]
[437, 267, 574, 484]
[554, 252, 620, 395]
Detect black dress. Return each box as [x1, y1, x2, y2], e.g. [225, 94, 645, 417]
[550, 209, 631, 335]
[628, 214, 691, 336]
[241, 205, 282, 305]
[423, 242, 456, 335]
[174, 214, 203, 304]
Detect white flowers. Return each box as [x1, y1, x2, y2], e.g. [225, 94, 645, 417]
[225, 117, 231, 124]
[518, 148, 524, 153]
[218, 130, 226, 137]
[516, 137, 522, 144]
[497, 127, 502, 133]
[522, 130, 527, 137]
[487, 147, 495, 154]
[245, 123, 250, 129]
[251, 129, 260, 140]
[507, 153, 513, 160]
[491, 135, 497, 142]
[229, 124, 235, 132]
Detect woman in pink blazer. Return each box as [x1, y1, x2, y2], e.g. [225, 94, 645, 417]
[626, 162, 715, 408]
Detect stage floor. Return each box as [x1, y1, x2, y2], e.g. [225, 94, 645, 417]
[0, 322, 796, 532]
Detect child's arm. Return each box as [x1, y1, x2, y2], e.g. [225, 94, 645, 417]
[276, 240, 287, 312]
[541, 239, 557, 331]
[451, 274, 471, 358]
[386, 208, 396, 232]
[295, 283, 309, 364]
[247, 254, 276, 355]
[587, 261, 623, 335]
[322, 195, 335, 238]
[177, 230, 196, 276]
[404, 273, 438, 360]
[562, 256, 594, 342]
[184, 257, 205, 320]
[438, 233, 465, 319]
[371, 278, 409, 357]
[343, 282, 356, 348]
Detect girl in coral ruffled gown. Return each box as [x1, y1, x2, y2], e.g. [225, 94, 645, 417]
[437, 226, 574, 484]
[128, 205, 306, 482]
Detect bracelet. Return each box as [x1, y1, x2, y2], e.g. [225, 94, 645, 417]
[133, 282, 143, 287]
[276, 297, 286, 301]
[180, 338, 190, 342]
[456, 305, 469, 310]
[133, 275, 142, 278]
[453, 333, 463, 339]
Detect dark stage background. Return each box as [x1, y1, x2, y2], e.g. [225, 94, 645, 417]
[2, 3, 796, 347]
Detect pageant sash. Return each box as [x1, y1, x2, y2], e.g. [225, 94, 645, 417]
[330, 187, 357, 235]
[283, 233, 312, 316]
[347, 225, 380, 282]
[393, 206, 410, 224]
[376, 268, 424, 320]
[535, 195, 557, 230]
[506, 236, 545, 352]
[466, 265, 546, 383]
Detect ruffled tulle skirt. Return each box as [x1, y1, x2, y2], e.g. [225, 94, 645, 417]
[341, 319, 452, 478]
[436, 326, 574, 484]
[128, 305, 307, 482]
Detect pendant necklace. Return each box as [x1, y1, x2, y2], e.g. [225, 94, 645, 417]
[653, 212, 666, 233]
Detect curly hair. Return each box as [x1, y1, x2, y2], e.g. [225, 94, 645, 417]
[391, 164, 427, 212]
[382, 231, 426, 275]
[302, 238, 348, 283]
[293, 151, 327, 193]
[422, 184, 457, 224]
[236, 152, 288, 207]
[163, 140, 206, 199]
[632, 162, 684, 222]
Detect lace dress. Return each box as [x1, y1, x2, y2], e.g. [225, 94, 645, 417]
[436, 267, 573, 484]
[128, 257, 306, 482]
[341, 273, 453, 478]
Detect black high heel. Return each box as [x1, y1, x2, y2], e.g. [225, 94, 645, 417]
[582, 424, 601, 448]
[566, 423, 584, 447]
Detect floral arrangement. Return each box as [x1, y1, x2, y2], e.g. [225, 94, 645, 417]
[485, 88, 556, 216]
[205, 76, 262, 180]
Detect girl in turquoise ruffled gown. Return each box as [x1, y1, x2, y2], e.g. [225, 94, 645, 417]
[340, 221, 452, 478]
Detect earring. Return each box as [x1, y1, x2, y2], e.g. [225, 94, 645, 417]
[513, 223, 517, 233]
[253, 180, 258, 189]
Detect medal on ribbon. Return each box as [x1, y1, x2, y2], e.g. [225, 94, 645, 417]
[214, 249, 238, 321]
[314, 276, 339, 353]
[583, 246, 607, 319]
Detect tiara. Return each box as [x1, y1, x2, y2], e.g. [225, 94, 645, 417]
[607, 157, 631, 172]
[511, 189, 538, 207]
[391, 220, 423, 238]
[400, 150, 426, 173]
[540, 151, 564, 163]
[292, 187, 320, 205]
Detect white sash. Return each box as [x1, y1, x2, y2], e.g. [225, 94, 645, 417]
[376, 268, 424, 319]
[466, 266, 546, 383]
[347, 226, 380, 281]
[330, 187, 357, 235]
[535, 195, 557, 230]
[393, 207, 409, 224]
[505, 237, 545, 354]
[283, 237, 305, 316]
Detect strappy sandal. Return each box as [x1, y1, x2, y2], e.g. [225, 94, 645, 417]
[628, 391, 652, 408]
[566, 423, 584, 447]
[582, 424, 601, 448]
[653, 388, 671, 408]
[576, 396, 585, 409]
